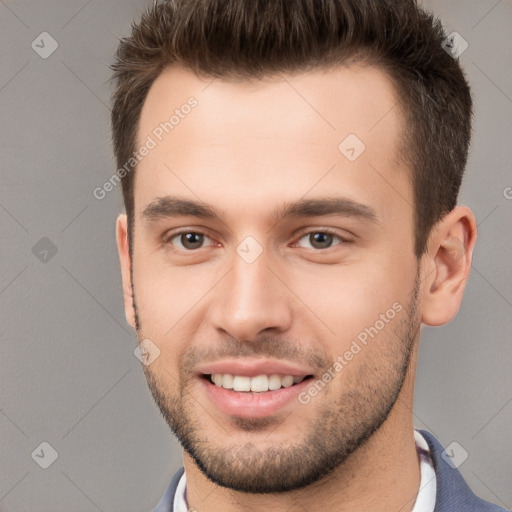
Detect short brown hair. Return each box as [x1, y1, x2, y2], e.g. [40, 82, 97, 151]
[110, 0, 473, 257]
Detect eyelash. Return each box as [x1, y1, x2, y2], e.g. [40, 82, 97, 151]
[292, 228, 351, 249]
[164, 228, 352, 252]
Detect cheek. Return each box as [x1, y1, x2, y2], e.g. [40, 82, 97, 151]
[132, 256, 217, 336]
[133, 267, 200, 378]
[289, 258, 413, 346]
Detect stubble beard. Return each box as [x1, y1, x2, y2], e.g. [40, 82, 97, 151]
[134, 273, 421, 494]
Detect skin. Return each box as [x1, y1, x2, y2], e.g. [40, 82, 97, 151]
[116, 64, 477, 512]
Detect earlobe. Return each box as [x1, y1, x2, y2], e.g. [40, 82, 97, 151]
[421, 206, 477, 326]
[116, 213, 137, 330]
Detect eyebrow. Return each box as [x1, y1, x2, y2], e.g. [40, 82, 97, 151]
[141, 195, 378, 225]
[272, 197, 378, 223]
[142, 196, 217, 222]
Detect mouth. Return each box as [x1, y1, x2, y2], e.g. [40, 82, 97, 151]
[195, 359, 317, 417]
[199, 372, 315, 418]
[201, 373, 314, 393]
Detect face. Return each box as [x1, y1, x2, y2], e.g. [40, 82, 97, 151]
[124, 65, 423, 492]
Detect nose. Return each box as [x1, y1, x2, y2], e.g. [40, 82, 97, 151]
[209, 248, 293, 341]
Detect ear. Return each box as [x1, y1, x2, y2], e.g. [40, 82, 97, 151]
[116, 213, 136, 330]
[421, 206, 477, 326]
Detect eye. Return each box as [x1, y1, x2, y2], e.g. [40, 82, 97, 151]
[168, 231, 213, 250]
[295, 231, 344, 250]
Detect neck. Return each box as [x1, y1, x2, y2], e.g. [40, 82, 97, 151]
[184, 346, 421, 512]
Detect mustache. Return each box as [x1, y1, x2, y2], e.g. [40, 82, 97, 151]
[178, 335, 331, 374]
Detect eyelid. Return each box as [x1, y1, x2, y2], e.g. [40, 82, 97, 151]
[291, 227, 354, 247]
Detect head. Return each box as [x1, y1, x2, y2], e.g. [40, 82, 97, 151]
[112, 0, 476, 494]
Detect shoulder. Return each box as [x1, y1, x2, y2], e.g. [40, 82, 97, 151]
[419, 430, 507, 512]
[152, 466, 185, 512]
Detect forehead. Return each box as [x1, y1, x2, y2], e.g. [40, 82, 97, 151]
[134, 64, 409, 223]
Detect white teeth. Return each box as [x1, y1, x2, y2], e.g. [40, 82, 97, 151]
[232, 375, 251, 392]
[268, 374, 282, 390]
[281, 375, 294, 388]
[250, 374, 268, 392]
[210, 373, 305, 392]
[222, 373, 234, 389]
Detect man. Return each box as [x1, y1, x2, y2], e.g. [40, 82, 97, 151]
[110, 0, 505, 510]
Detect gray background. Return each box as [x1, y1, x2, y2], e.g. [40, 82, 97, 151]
[0, 0, 511, 511]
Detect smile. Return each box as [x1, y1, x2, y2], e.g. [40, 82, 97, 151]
[200, 372, 314, 418]
[207, 373, 310, 392]
[208, 373, 309, 393]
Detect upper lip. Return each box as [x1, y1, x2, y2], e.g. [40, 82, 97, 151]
[196, 359, 315, 378]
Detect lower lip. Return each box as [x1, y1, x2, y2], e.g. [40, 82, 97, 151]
[199, 376, 312, 418]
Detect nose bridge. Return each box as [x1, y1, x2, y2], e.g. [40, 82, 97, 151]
[210, 244, 291, 339]
[231, 251, 269, 308]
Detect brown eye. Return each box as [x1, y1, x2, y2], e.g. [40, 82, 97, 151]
[296, 231, 343, 250]
[169, 232, 210, 250]
[310, 232, 333, 249]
